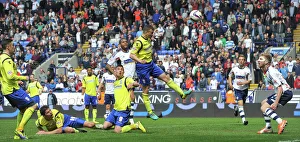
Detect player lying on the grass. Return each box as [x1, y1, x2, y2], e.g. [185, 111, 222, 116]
[257, 54, 293, 135]
[35, 105, 102, 134]
[101, 65, 146, 133]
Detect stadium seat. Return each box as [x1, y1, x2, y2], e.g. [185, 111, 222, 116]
[168, 50, 174, 55]
[157, 50, 162, 55]
[14, 41, 30, 47]
[106, 43, 112, 47]
[161, 45, 166, 50]
[162, 50, 168, 55]
[175, 50, 180, 54]
[219, 85, 225, 90]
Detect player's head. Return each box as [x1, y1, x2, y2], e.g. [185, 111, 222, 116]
[119, 38, 128, 51]
[143, 25, 154, 39]
[115, 65, 124, 79]
[30, 74, 35, 82]
[87, 67, 93, 76]
[258, 53, 272, 68]
[40, 105, 52, 119]
[238, 55, 246, 67]
[1, 39, 14, 55]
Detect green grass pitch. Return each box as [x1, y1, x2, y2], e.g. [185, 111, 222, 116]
[0, 118, 299, 142]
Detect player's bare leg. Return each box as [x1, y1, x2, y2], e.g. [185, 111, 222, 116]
[158, 73, 192, 99]
[103, 121, 114, 130]
[258, 100, 287, 134]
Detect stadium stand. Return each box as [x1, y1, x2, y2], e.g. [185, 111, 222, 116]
[0, 0, 299, 95]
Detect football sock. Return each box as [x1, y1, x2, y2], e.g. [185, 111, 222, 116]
[265, 108, 282, 124]
[263, 113, 272, 128]
[129, 102, 135, 124]
[92, 109, 97, 122]
[16, 112, 23, 128]
[167, 80, 184, 96]
[238, 106, 246, 122]
[121, 124, 137, 133]
[142, 93, 152, 114]
[74, 128, 79, 133]
[17, 107, 34, 131]
[84, 109, 89, 121]
[105, 109, 110, 114]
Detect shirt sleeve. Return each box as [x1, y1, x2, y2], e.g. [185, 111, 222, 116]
[130, 40, 142, 55]
[269, 69, 283, 88]
[27, 85, 30, 92]
[35, 119, 42, 127]
[125, 77, 135, 87]
[96, 76, 99, 86]
[100, 75, 105, 83]
[82, 77, 86, 88]
[107, 52, 118, 65]
[54, 112, 64, 128]
[247, 68, 252, 81]
[2, 60, 27, 81]
[37, 82, 43, 89]
[228, 68, 234, 78]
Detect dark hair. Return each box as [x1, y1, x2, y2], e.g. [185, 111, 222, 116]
[143, 25, 154, 32]
[1, 39, 13, 50]
[119, 38, 127, 44]
[40, 105, 50, 116]
[116, 64, 124, 68]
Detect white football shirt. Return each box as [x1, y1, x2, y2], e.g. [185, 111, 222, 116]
[264, 66, 290, 93]
[107, 50, 136, 77]
[285, 60, 295, 73]
[101, 72, 116, 94]
[229, 66, 252, 90]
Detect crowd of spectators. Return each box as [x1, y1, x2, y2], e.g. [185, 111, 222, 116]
[0, 0, 299, 93]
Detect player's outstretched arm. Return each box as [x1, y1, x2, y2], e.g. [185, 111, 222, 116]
[105, 64, 114, 74]
[82, 78, 86, 96]
[35, 120, 45, 132]
[127, 81, 140, 90]
[36, 127, 63, 135]
[3, 61, 28, 81]
[130, 53, 146, 64]
[228, 70, 234, 89]
[98, 82, 103, 98]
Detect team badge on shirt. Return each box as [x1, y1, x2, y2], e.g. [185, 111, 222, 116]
[8, 71, 12, 75]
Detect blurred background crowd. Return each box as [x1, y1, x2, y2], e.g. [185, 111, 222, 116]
[0, 0, 299, 94]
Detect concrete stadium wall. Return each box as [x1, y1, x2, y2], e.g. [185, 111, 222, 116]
[33, 53, 77, 76]
[56, 54, 78, 75]
[32, 54, 58, 76]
